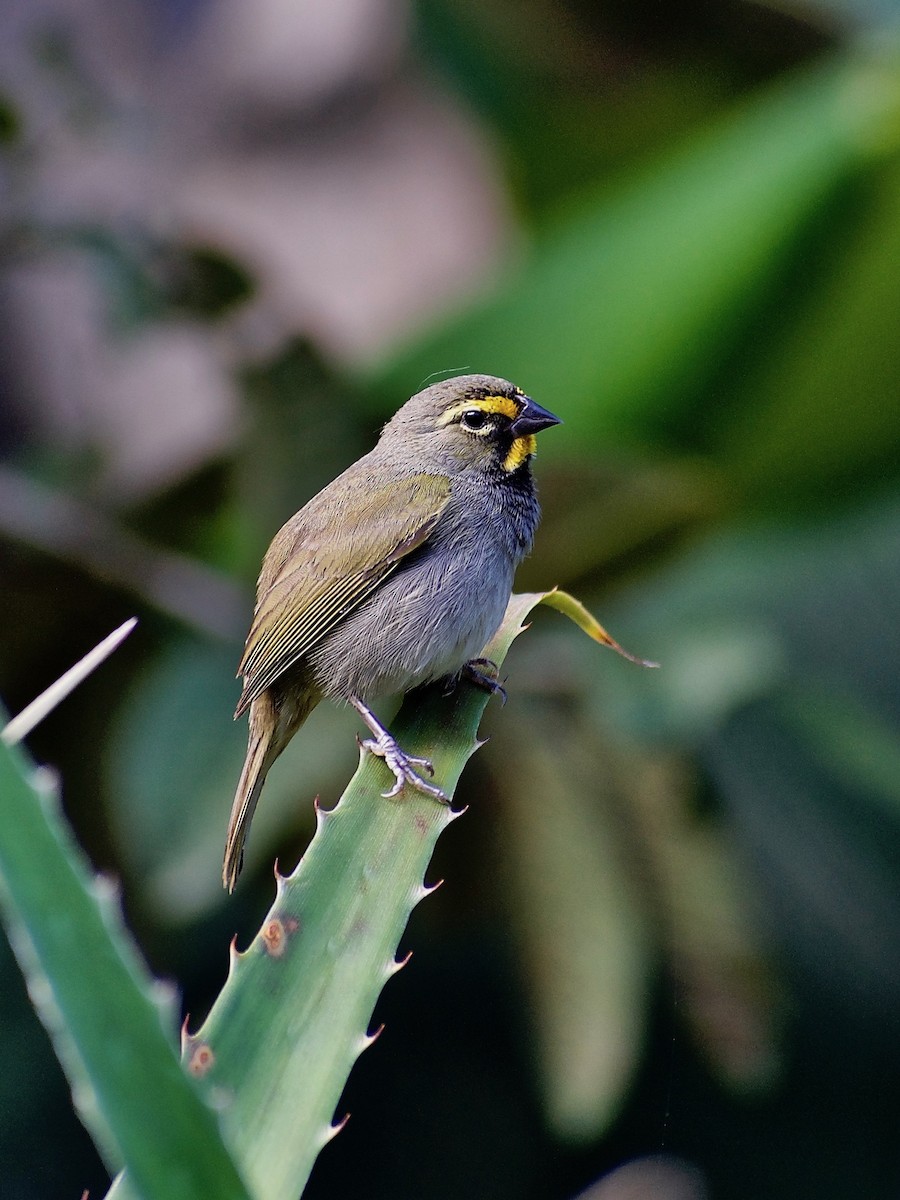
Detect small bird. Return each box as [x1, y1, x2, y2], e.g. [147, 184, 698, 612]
[223, 374, 560, 890]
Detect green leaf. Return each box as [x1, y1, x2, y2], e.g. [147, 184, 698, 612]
[0, 741, 250, 1200]
[492, 712, 653, 1140]
[626, 755, 783, 1092]
[782, 685, 900, 819]
[586, 496, 900, 1014]
[717, 158, 900, 504]
[366, 52, 900, 450]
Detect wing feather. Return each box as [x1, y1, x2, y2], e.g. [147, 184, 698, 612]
[235, 468, 450, 715]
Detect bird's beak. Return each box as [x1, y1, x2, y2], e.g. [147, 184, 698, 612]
[510, 397, 562, 437]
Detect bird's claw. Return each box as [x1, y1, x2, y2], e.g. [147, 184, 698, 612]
[463, 658, 508, 705]
[360, 734, 449, 805]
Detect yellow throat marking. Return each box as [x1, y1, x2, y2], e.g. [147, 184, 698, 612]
[503, 434, 536, 472]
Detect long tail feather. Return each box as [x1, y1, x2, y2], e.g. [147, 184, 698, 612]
[223, 685, 320, 891]
[223, 692, 279, 892]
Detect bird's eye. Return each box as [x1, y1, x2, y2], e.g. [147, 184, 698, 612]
[460, 409, 490, 431]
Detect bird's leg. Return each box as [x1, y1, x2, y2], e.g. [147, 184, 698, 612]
[462, 658, 507, 705]
[349, 696, 450, 804]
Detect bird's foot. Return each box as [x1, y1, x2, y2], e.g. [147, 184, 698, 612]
[350, 695, 449, 804]
[357, 733, 449, 803]
[463, 658, 507, 705]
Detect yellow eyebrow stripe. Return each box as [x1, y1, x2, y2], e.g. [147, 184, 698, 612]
[439, 394, 521, 425]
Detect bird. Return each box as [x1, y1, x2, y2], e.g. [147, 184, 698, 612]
[223, 374, 560, 890]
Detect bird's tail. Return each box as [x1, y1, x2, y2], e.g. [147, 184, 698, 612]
[223, 683, 319, 891]
[223, 692, 279, 892]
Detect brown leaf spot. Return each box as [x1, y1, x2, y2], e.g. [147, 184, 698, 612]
[262, 917, 290, 957]
[188, 1043, 215, 1077]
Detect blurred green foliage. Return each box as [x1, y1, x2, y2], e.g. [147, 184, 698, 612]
[1, 1, 899, 1198]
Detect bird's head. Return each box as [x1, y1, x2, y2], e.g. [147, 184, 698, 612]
[380, 374, 561, 476]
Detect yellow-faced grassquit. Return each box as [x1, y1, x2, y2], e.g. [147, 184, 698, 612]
[223, 374, 560, 890]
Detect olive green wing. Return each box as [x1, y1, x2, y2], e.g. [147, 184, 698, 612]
[235, 470, 451, 715]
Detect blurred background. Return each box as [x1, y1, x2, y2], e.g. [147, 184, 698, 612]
[2, 0, 900, 1197]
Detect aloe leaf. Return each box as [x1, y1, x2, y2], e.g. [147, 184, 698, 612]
[540, 588, 659, 667]
[2, 619, 137, 746]
[0, 740, 250, 1200]
[109, 590, 638, 1199]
